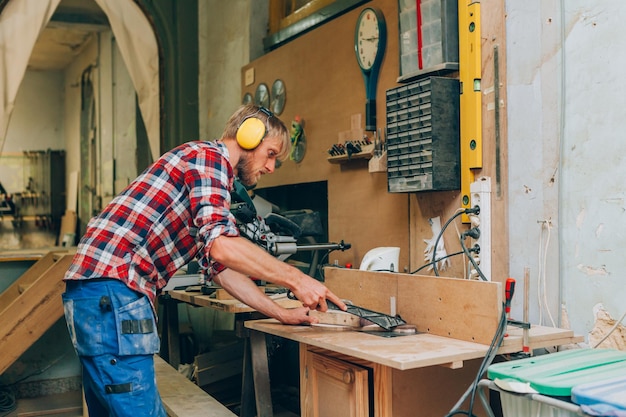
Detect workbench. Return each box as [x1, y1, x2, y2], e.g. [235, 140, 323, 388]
[244, 268, 584, 417]
[161, 288, 302, 365]
[159, 287, 302, 417]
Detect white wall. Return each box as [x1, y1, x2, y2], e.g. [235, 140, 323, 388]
[198, 0, 260, 142]
[507, 0, 626, 343]
[0, 70, 64, 193]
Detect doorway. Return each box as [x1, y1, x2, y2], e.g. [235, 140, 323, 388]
[0, 0, 185, 243]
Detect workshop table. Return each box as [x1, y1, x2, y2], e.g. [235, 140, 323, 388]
[245, 319, 583, 417]
[159, 288, 302, 417]
[242, 268, 584, 417]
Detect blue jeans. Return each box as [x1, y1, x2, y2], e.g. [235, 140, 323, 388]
[62, 279, 165, 417]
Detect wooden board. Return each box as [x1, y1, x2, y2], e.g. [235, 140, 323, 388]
[168, 289, 302, 313]
[194, 340, 245, 387]
[324, 268, 502, 344]
[154, 355, 236, 417]
[0, 254, 73, 375]
[396, 274, 501, 345]
[324, 268, 399, 316]
[309, 310, 362, 328]
[215, 286, 265, 300]
[15, 390, 83, 416]
[249, 319, 492, 371]
[0, 250, 66, 312]
[247, 318, 581, 372]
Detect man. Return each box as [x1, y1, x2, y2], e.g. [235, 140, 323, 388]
[62, 104, 346, 416]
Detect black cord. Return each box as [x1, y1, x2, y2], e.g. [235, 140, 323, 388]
[432, 206, 479, 277]
[411, 250, 465, 274]
[445, 302, 508, 417]
[460, 232, 487, 281]
[0, 351, 71, 415]
[0, 385, 16, 414]
[316, 250, 334, 281]
[431, 210, 465, 276]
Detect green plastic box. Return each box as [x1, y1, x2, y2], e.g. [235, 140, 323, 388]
[487, 348, 626, 397]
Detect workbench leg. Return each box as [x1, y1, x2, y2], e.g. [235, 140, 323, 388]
[250, 330, 273, 417]
[240, 336, 256, 417]
[160, 296, 181, 368]
[372, 363, 393, 417]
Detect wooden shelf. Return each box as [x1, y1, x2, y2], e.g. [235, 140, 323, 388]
[327, 143, 375, 164]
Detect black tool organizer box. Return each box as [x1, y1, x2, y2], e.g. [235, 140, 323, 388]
[385, 76, 460, 193]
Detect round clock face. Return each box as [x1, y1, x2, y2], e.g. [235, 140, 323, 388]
[355, 8, 382, 71]
[254, 83, 270, 108]
[270, 79, 286, 115]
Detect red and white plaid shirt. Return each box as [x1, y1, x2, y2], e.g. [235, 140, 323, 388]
[64, 141, 240, 305]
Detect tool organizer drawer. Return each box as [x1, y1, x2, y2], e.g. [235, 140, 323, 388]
[385, 76, 460, 193]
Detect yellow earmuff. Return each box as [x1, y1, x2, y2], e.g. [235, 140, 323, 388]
[236, 107, 273, 150]
[236, 117, 267, 150]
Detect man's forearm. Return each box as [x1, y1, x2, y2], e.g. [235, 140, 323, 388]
[212, 268, 289, 321]
[210, 235, 300, 288]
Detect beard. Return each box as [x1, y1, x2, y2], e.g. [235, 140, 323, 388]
[236, 153, 258, 187]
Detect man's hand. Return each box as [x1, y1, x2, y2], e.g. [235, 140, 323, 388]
[275, 306, 319, 325]
[213, 269, 337, 324]
[289, 275, 347, 312]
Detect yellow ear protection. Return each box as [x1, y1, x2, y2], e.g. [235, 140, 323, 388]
[236, 107, 273, 150]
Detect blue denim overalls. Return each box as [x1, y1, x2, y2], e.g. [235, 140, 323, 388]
[63, 279, 166, 417]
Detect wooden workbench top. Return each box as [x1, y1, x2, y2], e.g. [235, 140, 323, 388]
[167, 288, 302, 313]
[245, 318, 582, 371]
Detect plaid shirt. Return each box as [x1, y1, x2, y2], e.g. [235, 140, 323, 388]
[64, 141, 240, 306]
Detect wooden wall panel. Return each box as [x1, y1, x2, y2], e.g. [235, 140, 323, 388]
[242, 0, 508, 279]
[242, 0, 410, 271]
[324, 267, 502, 344]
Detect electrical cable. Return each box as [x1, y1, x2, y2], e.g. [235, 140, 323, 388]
[0, 351, 71, 415]
[411, 248, 478, 275]
[537, 220, 556, 327]
[542, 221, 556, 327]
[445, 302, 508, 417]
[460, 230, 487, 281]
[431, 209, 465, 276]
[432, 206, 479, 276]
[316, 249, 334, 281]
[0, 385, 16, 414]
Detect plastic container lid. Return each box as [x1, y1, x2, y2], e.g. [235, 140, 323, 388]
[487, 348, 626, 397]
[571, 375, 626, 411]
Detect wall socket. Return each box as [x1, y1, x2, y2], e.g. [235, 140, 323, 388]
[470, 177, 492, 280]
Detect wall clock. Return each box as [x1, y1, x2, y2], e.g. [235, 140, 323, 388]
[270, 79, 286, 115]
[354, 7, 387, 132]
[254, 83, 270, 108]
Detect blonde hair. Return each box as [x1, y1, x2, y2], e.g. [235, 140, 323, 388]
[221, 104, 291, 161]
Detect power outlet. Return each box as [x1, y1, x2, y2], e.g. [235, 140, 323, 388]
[469, 177, 492, 280]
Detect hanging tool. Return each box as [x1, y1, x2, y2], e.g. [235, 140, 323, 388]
[505, 277, 531, 337]
[503, 277, 515, 337]
[505, 277, 515, 319]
